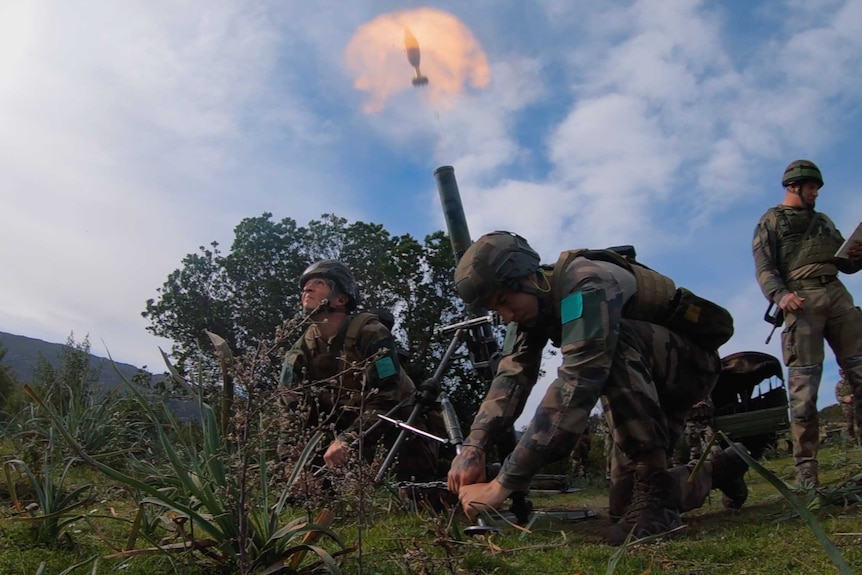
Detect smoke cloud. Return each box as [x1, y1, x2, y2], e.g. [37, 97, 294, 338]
[344, 7, 490, 113]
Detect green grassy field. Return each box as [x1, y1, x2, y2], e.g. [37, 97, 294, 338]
[3, 440, 862, 575]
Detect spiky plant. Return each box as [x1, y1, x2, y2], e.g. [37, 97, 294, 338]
[23, 322, 348, 575]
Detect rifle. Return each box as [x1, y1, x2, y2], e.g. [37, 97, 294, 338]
[763, 302, 784, 344]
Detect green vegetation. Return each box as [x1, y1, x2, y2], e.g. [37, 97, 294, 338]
[3, 216, 862, 573]
[3, 439, 862, 574]
[141, 213, 491, 430]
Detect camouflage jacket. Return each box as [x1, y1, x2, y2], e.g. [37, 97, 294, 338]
[464, 255, 639, 490]
[279, 313, 415, 442]
[752, 205, 862, 305]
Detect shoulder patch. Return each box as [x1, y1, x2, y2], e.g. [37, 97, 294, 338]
[561, 289, 606, 345]
[561, 292, 584, 323]
[375, 356, 397, 379]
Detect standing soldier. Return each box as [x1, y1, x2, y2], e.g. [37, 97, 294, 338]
[835, 369, 857, 443]
[446, 232, 747, 544]
[753, 160, 862, 487]
[279, 260, 438, 482]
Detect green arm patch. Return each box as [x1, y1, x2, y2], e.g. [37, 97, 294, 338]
[375, 356, 397, 379]
[561, 289, 606, 346]
[561, 292, 584, 323]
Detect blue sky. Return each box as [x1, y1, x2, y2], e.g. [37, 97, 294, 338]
[1, 1, 861, 421]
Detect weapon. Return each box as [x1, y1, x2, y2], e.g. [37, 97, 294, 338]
[763, 302, 784, 344]
[404, 28, 429, 86]
[372, 314, 490, 482]
[376, 414, 448, 444]
[373, 167, 509, 483]
[434, 166, 512, 447]
[433, 165, 530, 534]
[441, 394, 498, 536]
[390, 393, 595, 532]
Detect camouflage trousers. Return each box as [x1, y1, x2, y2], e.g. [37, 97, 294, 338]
[604, 320, 720, 461]
[781, 280, 862, 465]
[602, 320, 720, 515]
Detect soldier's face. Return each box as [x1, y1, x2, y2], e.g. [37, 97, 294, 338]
[797, 181, 820, 207]
[301, 277, 332, 312]
[487, 289, 539, 325]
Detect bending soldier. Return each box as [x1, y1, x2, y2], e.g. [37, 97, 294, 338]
[446, 232, 747, 544]
[279, 260, 438, 482]
[753, 160, 862, 487]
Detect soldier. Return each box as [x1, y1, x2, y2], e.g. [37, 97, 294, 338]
[601, 410, 613, 481]
[279, 260, 438, 482]
[753, 160, 862, 487]
[446, 232, 748, 544]
[835, 369, 857, 443]
[684, 396, 717, 462]
[569, 425, 592, 480]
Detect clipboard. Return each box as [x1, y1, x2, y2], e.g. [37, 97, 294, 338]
[835, 222, 862, 258]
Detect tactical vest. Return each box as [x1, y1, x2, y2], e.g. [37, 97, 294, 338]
[550, 249, 734, 350]
[773, 209, 842, 277]
[550, 249, 677, 323]
[282, 312, 384, 393]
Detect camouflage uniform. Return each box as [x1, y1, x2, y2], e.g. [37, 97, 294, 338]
[601, 412, 613, 480]
[462, 253, 722, 500]
[684, 396, 717, 462]
[279, 313, 438, 481]
[569, 426, 592, 479]
[835, 377, 857, 442]
[753, 206, 862, 470]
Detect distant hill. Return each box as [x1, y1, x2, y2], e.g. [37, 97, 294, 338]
[0, 331, 200, 420]
[0, 331, 156, 389]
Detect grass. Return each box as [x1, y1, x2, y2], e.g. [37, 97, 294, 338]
[4, 440, 862, 574]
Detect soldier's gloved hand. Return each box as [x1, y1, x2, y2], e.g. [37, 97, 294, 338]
[458, 480, 512, 521]
[324, 439, 350, 468]
[779, 292, 805, 313]
[448, 446, 487, 493]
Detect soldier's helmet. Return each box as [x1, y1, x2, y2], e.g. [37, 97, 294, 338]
[454, 231, 541, 307]
[782, 159, 823, 188]
[299, 260, 359, 311]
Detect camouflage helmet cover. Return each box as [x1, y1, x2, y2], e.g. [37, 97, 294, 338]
[299, 259, 359, 311]
[454, 231, 541, 307]
[782, 159, 823, 188]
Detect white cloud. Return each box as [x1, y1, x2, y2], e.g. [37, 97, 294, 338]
[2, 0, 861, 424]
[0, 1, 350, 368]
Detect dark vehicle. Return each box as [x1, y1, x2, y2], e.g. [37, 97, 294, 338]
[711, 351, 790, 457]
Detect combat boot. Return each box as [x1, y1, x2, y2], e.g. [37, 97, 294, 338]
[604, 466, 681, 546]
[710, 443, 749, 510]
[795, 461, 819, 489]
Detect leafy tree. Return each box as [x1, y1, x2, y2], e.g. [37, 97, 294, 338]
[143, 213, 493, 431]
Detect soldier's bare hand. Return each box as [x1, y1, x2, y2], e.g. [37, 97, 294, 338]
[846, 242, 862, 260]
[458, 480, 512, 521]
[323, 439, 350, 468]
[779, 292, 805, 313]
[447, 446, 486, 493]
